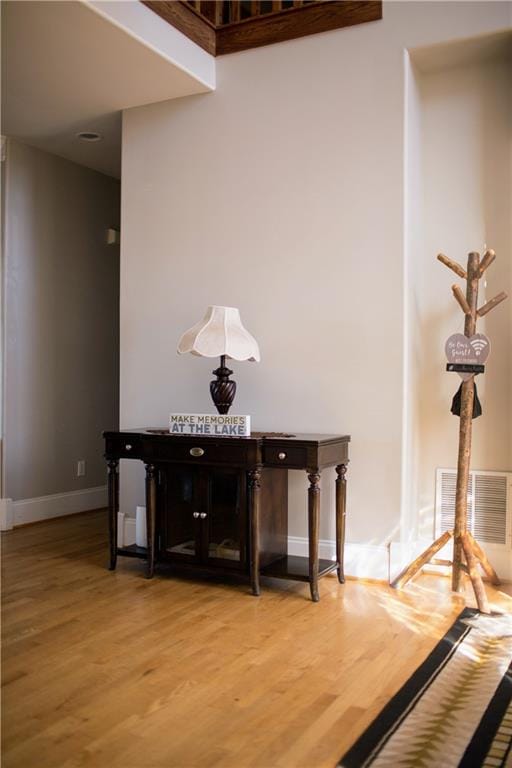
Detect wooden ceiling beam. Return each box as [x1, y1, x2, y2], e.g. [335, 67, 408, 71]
[216, 1, 382, 55]
[143, 1, 216, 54]
[142, 1, 382, 57]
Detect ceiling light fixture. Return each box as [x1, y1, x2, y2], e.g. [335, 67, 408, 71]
[76, 131, 102, 142]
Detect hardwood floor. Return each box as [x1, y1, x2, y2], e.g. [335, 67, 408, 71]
[2, 511, 510, 768]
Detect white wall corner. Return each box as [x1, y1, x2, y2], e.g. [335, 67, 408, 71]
[287, 537, 391, 582]
[0, 498, 14, 531]
[12, 486, 107, 527]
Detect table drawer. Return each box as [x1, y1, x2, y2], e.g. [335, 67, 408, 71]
[142, 438, 250, 466]
[105, 435, 142, 459]
[262, 444, 307, 468]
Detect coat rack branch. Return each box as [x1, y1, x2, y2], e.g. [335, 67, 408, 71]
[391, 531, 452, 589]
[392, 249, 508, 614]
[468, 533, 500, 585]
[437, 252, 467, 279]
[477, 291, 508, 317]
[461, 532, 490, 614]
[451, 284, 471, 315]
[478, 249, 496, 276]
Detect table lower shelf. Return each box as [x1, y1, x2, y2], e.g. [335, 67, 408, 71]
[116, 548, 338, 584]
[261, 555, 338, 582]
[117, 544, 147, 559]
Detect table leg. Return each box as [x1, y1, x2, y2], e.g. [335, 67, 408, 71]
[335, 464, 348, 584]
[107, 460, 119, 570]
[308, 472, 321, 602]
[248, 468, 262, 596]
[145, 463, 157, 579]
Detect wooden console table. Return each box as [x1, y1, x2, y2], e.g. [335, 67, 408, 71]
[103, 430, 350, 601]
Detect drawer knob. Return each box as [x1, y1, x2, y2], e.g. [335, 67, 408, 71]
[193, 512, 200, 519]
[125, 444, 132, 451]
[278, 452, 287, 460]
[190, 447, 204, 457]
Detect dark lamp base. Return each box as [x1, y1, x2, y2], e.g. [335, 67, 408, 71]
[210, 356, 236, 414]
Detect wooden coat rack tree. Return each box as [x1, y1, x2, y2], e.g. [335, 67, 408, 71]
[392, 249, 508, 614]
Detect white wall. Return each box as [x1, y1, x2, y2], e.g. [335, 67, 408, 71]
[120, 2, 511, 549]
[406, 48, 512, 540]
[3, 139, 120, 501]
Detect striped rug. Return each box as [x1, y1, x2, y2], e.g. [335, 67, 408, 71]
[338, 609, 512, 768]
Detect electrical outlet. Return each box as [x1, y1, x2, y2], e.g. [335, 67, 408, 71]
[77, 460, 86, 477]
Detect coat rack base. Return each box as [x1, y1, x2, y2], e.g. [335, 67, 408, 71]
[390, 530, 500, 615]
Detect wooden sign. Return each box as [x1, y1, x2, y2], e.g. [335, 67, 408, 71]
[445, 333, 490, 380]
[169, 413, 250, 436]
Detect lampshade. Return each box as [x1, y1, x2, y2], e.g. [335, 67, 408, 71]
[177, 306, 260, 362]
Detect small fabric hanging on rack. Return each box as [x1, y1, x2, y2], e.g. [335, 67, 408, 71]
[451, 381, 482, 419]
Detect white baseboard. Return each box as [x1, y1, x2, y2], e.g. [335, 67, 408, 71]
[0, 498, 14, 531]
[11, 486, 108, 527]
[289, 537, 512, 583]
[113, 524, 512, 584]
[288, 536, 391, 581]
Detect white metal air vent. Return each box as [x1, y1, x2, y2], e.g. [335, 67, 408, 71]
[435, 468, 512, 548]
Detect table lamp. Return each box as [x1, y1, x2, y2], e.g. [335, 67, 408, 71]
[177, 306, 260, 414]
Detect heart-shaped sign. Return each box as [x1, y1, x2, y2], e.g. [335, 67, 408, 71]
[445, 333, 491, 380]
